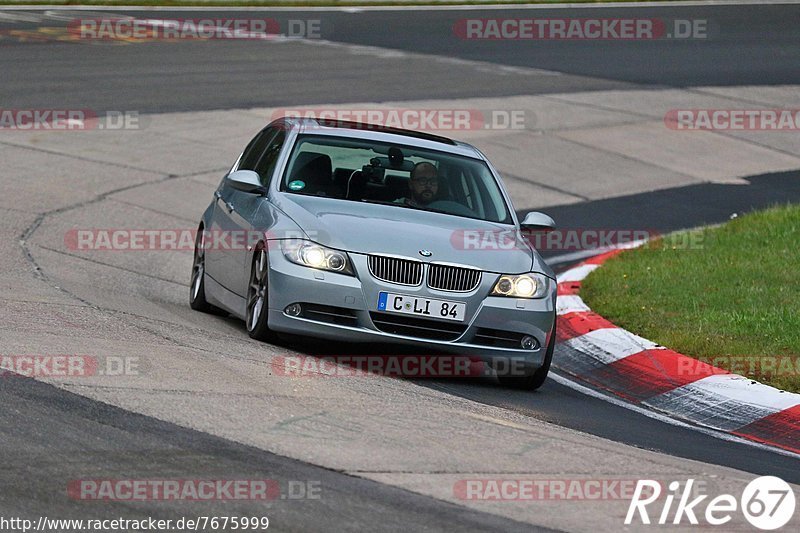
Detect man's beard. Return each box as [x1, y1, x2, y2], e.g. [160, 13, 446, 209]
[417, 190, 435, 204]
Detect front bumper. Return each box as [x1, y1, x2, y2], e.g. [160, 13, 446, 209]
[266, 247, 556, 368]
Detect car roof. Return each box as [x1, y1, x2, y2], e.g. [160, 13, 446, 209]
[274, 117, 485, 160]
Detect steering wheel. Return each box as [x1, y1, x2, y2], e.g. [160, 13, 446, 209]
[426, 200, 477, 218]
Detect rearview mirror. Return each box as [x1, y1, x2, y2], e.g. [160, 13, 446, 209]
[226, 170, 266, 194]
[520, 211, 556, 231]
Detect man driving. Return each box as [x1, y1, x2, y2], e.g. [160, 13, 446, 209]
[396, 162, 439, 207]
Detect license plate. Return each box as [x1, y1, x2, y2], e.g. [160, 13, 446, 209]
[377, 292, 466, 322]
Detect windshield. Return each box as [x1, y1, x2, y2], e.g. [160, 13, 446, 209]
[280, 134, 513, 224]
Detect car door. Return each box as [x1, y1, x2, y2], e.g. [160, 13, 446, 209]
[231, 127, 288, 295]
[206, 128, 280, 295]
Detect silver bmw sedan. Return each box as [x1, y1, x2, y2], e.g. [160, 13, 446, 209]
[191, 117, 557, 389]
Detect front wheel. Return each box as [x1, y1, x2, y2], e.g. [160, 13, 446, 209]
[246, 245, 277, 342]
[497, 320, 556, 391]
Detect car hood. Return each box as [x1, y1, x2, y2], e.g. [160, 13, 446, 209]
[272, 194, 544, 274]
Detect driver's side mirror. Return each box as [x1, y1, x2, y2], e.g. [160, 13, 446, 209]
[226, 170, 266, 195]
[520, 211, 556, 231]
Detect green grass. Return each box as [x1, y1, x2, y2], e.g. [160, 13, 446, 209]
[581, 204, 800, 393]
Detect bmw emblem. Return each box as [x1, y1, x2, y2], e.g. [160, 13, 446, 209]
[418, 249, 432, 257]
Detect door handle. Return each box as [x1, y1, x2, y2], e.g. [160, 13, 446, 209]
[215, 190, 235, 213]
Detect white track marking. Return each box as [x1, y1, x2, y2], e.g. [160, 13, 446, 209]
[556, 263, 598, 282]
[550, 371, 800, 459]
[563, 327, 661, 364]
[0, 11, 45, 22]
[546, 248, 614, 267]
[690, 374, 800, 411]
[556, 294, 589, 315]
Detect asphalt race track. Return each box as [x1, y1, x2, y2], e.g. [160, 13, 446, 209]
[2, 4, 800, 112]
[1, 2, 799, 531]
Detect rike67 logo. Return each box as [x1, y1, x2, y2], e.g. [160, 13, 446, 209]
[626, 476, 795, 530]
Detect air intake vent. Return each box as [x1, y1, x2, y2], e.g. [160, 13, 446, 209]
[300, 303, 358, 327]
[368, 255, 423, 286]
[473, 328, 528, 349]
[427, 264, 482, 292]
[369, 312, 467, 341]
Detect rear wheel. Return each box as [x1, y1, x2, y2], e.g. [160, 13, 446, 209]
[497, 319, 556, 391]
[246, 245, 277, 342]
[190, 227, 223, 314]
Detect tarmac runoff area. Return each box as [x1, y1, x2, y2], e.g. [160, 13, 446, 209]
[2, 84, 800, 530]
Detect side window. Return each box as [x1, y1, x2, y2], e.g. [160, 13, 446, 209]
[254, 129, 287, 185]
[238, 129, 276, 172]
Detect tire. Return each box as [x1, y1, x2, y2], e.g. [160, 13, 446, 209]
[189, 226, 224, 314]
[245, 244, 277, 342]
[497, 319, 557, 391]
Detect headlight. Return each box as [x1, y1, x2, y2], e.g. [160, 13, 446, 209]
[491, 273, 549, 298]
[280, 240, 354, 275]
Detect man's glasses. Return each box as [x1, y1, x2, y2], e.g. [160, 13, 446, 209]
[411, 177, 438, 186]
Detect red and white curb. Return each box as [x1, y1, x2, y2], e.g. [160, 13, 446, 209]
[554, 249, 800, 455]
